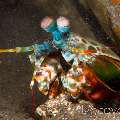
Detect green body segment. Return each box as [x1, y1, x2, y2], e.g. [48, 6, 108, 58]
[88, 56, 120, 91]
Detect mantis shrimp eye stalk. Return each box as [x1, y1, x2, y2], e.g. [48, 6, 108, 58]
[40, 16, 53, 29]
[57, 16, 70, 33]
[40, 16, 57, 32]
[57, 16, 70, 27]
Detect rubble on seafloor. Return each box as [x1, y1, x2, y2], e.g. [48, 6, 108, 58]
[35, 96, 120, 120]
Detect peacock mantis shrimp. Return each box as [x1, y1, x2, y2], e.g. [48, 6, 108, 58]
[0, 16, 120, 107]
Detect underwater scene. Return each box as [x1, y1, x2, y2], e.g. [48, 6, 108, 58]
[0, 0, 120, 120]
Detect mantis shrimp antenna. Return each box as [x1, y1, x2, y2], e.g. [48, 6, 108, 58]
[0, 48, 17, 53]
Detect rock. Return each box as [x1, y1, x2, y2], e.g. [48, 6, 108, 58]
[112, 0, 120, 4]
[35, 96, 120, 120]
[101, 0, 120, 40]
[80, 0, 112, 36]
[79, 0, 120, 40]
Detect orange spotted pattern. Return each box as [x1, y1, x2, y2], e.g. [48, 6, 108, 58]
[112, 0, 120, 4]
